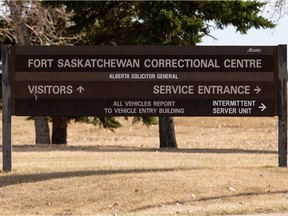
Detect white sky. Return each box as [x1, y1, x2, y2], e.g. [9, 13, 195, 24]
[200, 6, 288, 46]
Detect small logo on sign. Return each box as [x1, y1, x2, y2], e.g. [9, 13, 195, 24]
[247, 48, 261, 53]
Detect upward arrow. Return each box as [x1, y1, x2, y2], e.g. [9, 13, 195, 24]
[77, 86, 85, 93]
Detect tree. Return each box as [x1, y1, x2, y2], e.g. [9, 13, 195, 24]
[263, 0, 288, 26]
[0, 0, 81, 144]
[268, 0, 288, 17]
[1, 0, 157, 145]
[2, 0, 51, 144]
[52, 0, 274, 148]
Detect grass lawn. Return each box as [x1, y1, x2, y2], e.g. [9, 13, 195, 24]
[1, 116, 288, 215]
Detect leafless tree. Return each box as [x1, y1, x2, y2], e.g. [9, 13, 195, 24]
[1, 0, 82, 45]
[272, 0, 287, 16]
[263, 0, 288, 22]
[0, 0, 83, 144]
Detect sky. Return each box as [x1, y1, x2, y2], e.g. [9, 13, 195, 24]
[201, 7, 288, 46]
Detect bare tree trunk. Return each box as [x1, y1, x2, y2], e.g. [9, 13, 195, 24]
[52, 117, 67, 144]
[159, 117, 177, 148]
[7, 1, 30, 44]
[34, 118, 51, 144]
[7, 0, 51, 144]
[35, 117, 51, 144]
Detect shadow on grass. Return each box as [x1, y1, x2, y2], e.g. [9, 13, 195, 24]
[129, 189, 288, 213]
[3, 144, 277, 154]
[0, 167, 182, 188]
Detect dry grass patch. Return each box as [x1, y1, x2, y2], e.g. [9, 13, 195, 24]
[1, 146, 288, 215]
[1, 115, 288, 215]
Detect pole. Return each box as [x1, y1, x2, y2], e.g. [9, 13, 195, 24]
[2, 45, 12, 172]
[278, 44, 287, 167]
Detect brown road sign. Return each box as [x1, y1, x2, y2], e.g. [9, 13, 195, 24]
[12, 46, 277, 116]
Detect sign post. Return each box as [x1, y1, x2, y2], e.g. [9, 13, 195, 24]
[2, 45, 12, 172]
[278, 44, 287, 167]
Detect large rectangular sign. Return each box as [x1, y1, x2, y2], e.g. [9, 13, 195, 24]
[12, 46, 277, 116]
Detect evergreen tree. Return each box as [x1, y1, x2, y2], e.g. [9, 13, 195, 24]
[0, 1, 278, 146]
[49, 0, 274, 148]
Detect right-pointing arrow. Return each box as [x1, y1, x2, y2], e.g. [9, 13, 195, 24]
[254, 86, 261, 94]
[258, 103, 266, 112]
